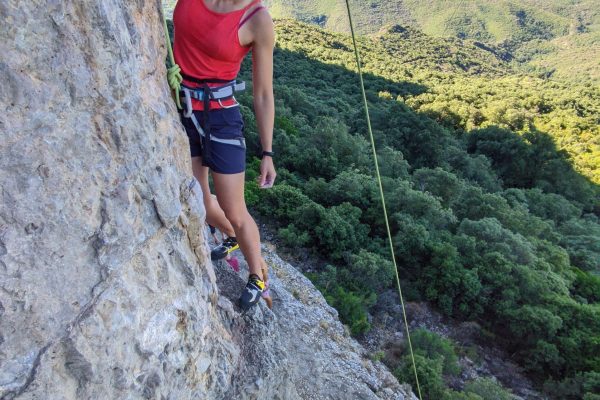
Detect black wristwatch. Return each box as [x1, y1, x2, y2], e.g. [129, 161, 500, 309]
[262, 150, 275, 158]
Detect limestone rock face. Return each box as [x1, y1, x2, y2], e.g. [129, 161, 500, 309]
[213, 247, 417, 400]
[0, 1, 416, 399]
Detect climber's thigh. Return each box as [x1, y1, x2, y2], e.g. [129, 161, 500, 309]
[180, 112, 203, 159]
[191, 156, 211, 201]
[211, 171, 247, 217]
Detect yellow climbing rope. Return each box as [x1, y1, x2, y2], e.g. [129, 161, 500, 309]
[343, 1, 423, 399]
[161, 6, 183, 109]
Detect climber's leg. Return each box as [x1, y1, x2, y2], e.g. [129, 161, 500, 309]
[212, 171, 266, 310]
[211, 170, 263, 278]
[191, 156, 235, 238]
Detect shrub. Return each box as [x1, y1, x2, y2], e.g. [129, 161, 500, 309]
[394, 354, 446, 400]
[324, 285, 375, 335]
[410, 329, 461, 376]
[464, 378, 513, 400]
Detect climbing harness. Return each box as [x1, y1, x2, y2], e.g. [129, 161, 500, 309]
[179, 76, 247, 164]
[344, 1, 423, 399]
[161, 5, 247, 165]
[179, 76, 246, 118]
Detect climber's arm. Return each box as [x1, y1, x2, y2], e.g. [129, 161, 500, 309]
[250, 11, 276, 188]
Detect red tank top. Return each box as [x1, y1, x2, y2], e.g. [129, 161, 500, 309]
[173, 0, 263, 110]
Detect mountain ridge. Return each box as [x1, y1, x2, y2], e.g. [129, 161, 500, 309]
[264, 0, 600, 83]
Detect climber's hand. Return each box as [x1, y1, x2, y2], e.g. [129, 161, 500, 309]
[259, 156, 276, 189]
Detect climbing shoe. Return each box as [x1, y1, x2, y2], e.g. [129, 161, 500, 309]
[239, 274, 265, 312]
[210, 237, 239, 260]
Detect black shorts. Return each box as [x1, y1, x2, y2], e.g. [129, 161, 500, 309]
[180, 106, 246, 174]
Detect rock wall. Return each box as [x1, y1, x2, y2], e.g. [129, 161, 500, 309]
[0, 1, 416, 399]
[213, 245, 416, 400]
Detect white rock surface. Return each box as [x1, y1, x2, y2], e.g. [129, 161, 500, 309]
[213, 245, 417, 400]
[0, 1, 416, 399]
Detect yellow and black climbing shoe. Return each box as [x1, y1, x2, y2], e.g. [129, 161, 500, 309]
[211, 237, 239, 261]
[239, 274, 265, 312]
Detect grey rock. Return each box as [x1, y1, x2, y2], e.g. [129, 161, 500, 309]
[213, 247, 417, 400]
[0, 1, 416, 400]
[62, 338, 94, 389]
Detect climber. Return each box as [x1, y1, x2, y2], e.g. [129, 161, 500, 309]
[172, 0, 276, 311]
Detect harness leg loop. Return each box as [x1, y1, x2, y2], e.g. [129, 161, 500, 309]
[182, 88, 194, 118]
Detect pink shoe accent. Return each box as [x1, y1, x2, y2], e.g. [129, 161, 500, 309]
[226, 256, 240, 273]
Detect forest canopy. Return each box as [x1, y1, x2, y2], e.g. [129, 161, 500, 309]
[166, 14, 599, 399]
[237, 20, 600, 399]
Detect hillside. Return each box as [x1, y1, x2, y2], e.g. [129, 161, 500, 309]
[266, 20, 600, 186]
[515, 30, 600, 82]
[265, 0, 600, 83]
[265, 0, 600, 41]
[232, 19, 600, 399]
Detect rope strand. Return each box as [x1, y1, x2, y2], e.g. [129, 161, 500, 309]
[343, 2, 423, 399]
[161, 5, 183, 109]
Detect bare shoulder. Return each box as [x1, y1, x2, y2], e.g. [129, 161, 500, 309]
[248, 6, 274, 44]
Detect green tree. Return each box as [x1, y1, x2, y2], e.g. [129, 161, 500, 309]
[464, 378, 513, 400]
[572, 268, 600, 303]
[395, 355, 446, 400]
[410, 329, 461, 375]
[346, 250, 395, 293]
[421, 241, 482, 317]
[413, 167, 464, 208]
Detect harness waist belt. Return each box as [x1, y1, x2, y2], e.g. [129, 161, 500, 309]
[180, 80, 246, 118]
[181, 81, 246, 101]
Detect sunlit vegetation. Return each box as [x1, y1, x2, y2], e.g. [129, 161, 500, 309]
[267, 0, 600, 83]
[239, 20, 599, 399]
[165, 12, 599, 399]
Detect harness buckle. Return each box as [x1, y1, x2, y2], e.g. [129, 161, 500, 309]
[217, 97, 239, 109]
